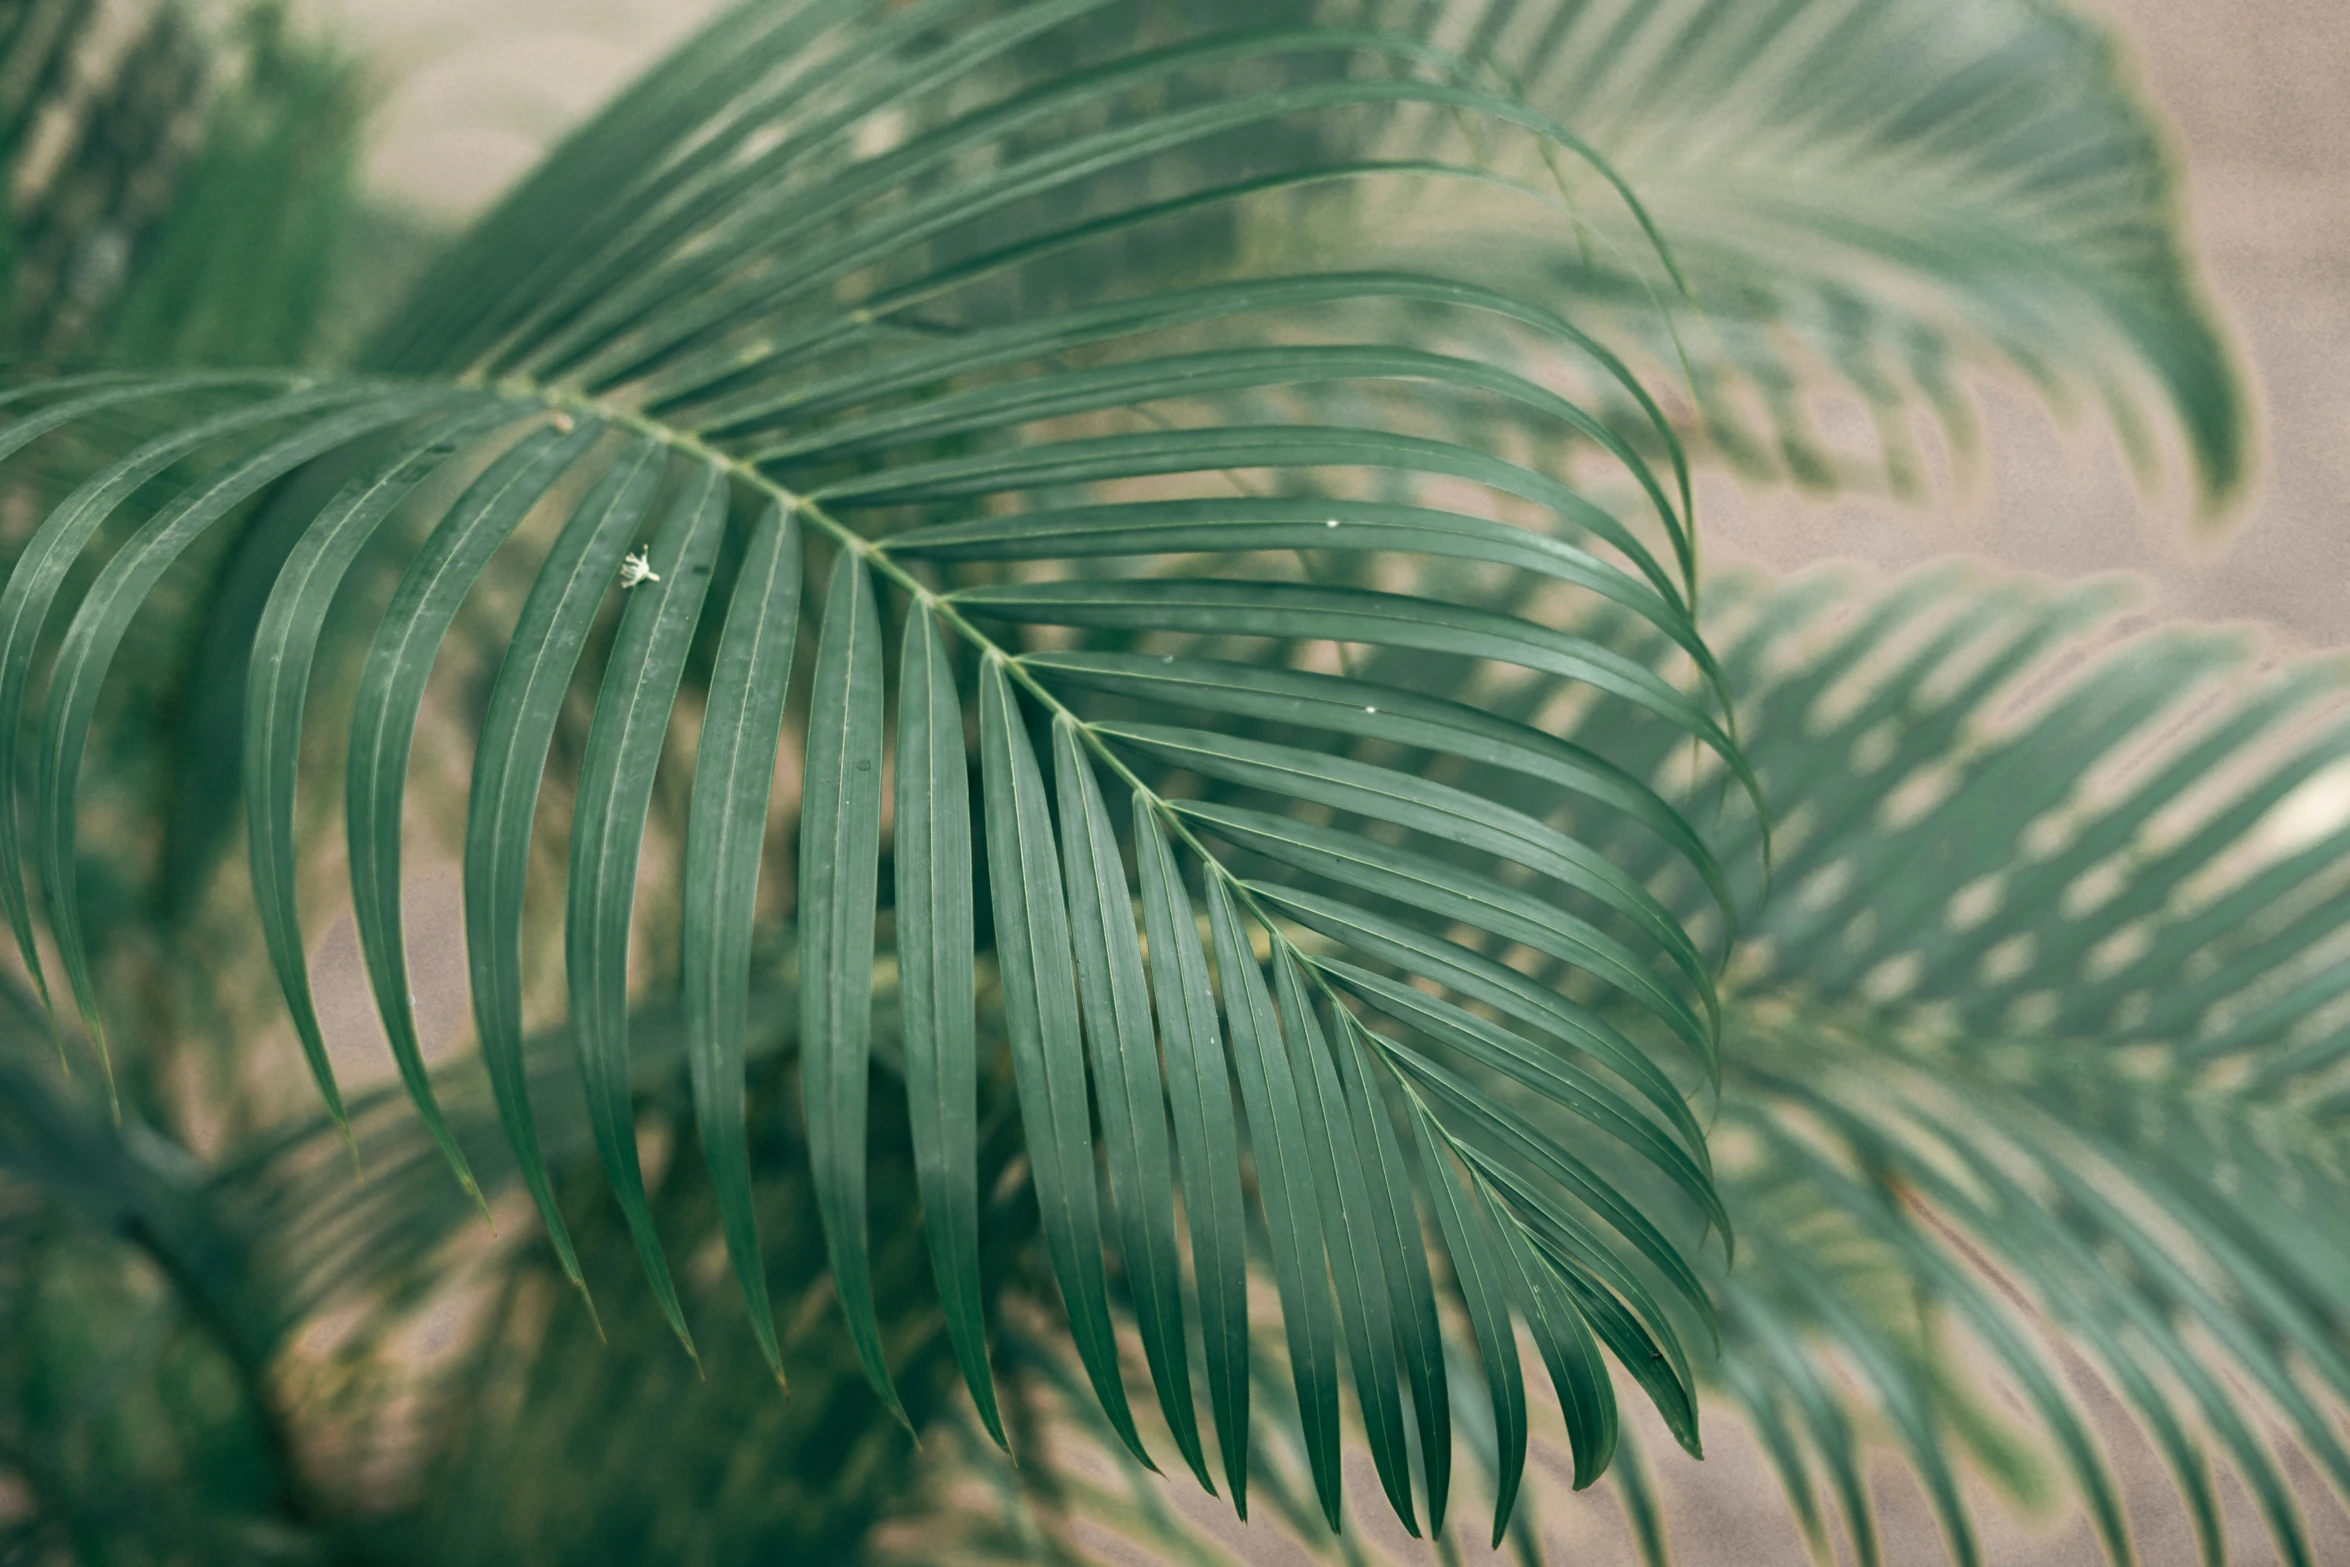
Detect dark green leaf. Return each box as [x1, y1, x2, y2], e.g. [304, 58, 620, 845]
[462, 433, 656, 1296]
[894, 603, 1001, 1442]
[1271, 947, 1417, 1534]
[1327, 1009, 1451, 1531]
[1053, 716, 1205, 1488]
[1105, 722, 1714, 1023]
[566, 460, 729, 1356]
[890, 495, 1710, 681]
[1321, 959, 1724, 1241]
[681, 498, 801, 1384]
[1202, 875, 1340, 1527]
[1259, 885, 1708, 1163]
[800, 546, 900, 1416]
[1406, 1089, 1524, 1546]
[1479, 1154, 1617, 1489]
[977, 656, 1147, 1464]
[1133, 799, 1250, 1507]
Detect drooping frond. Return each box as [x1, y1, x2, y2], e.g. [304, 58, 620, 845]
[1409, 0, 2248, 506]
[1509, 565, 2350, 1565]
[1695, 569, 2350, 1567]
[0, 0, 1755, 1535]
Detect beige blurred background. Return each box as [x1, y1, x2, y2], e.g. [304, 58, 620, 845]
[283, 1, 2350, 1562]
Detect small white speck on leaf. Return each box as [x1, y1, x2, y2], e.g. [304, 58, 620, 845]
[620, 548, 661, 588]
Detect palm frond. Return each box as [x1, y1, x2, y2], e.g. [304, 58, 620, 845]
[0, 0, 1750, 1536]
[1413, 0, 2246, 506]
[1542, 565, 2350, 1565]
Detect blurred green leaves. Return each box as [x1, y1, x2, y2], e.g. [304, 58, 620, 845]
[0, 1, 366, 367]
[1417, 0, 2248, 509]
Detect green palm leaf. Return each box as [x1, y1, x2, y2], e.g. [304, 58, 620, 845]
[682, 497, 802, 1384]
[0, 0, 1745, 1533]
